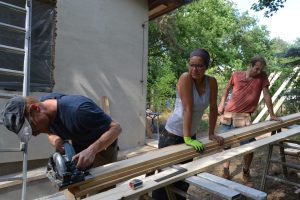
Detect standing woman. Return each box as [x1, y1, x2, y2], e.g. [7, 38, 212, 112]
[160, 48, 224, 149]
[152, 49, 224, 200]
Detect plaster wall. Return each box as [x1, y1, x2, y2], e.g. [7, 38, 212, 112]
[0, 0, 149, 163]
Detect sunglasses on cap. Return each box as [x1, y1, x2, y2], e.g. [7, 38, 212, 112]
[18, 118, 32, 143]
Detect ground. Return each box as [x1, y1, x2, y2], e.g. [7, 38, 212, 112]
[188, 145, 300, 200]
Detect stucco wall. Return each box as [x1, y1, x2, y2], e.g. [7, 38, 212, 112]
[0, 0, 149, 163]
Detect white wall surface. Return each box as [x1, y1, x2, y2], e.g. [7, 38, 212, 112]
[54, 0, 149, 150]
[0, 0, 149, 163]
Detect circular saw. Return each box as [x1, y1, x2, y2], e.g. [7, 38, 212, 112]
[46, 141, 88, 189]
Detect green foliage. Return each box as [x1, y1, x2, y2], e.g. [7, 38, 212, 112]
[272, 38, 300, 115]
[285, 88, 300, 114]
[147, 54, 177, 111]
[153, 63, 177, 110]
[251, 0, 286, 17]
[148, 0, 278, 112]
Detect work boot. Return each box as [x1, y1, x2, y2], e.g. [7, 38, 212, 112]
[222, 167, 231, 180]
[242, 168, 253, 187]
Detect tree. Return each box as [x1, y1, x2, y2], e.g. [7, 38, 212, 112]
[251, 0, 286, 17]
[268, 38, 300, 115]
[147, 53, 177, 110]
[147, 0, 276, 111]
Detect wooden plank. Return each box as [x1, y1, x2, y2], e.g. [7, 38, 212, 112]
[155, 165, 187, 182]
[67, 113, 300, 197]
[268, 72, 276, 83]
[254, 68, 299, 124]
[284, 148, 300, 156]
[285, 141, 300, 150]
[269, 72, 281, 89]
[86, 126, 300, 200]
[0, 167, 46, 189]
[258, 72, 281, 104]
[63, 190, 76, 200]
[266, 96, 286, 120]
[266, 72, 299, 120]
[66, 113, 300, 196]
[253, 76, 292, 123]
[185, 176, 240, 200]
[101, 96, 110, 115]
[197, 172, 267, 200]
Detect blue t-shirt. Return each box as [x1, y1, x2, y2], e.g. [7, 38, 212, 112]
[40, 93, 112, 153]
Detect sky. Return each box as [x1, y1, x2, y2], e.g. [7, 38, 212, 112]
[231, 0, 299, 43]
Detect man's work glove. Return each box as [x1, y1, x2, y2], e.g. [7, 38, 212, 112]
[184, 136, 204, 151]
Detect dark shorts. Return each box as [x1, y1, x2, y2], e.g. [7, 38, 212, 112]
[158, 129, 196, 148]
[153, 128, 192, 200]
[92, 141, 118, 168]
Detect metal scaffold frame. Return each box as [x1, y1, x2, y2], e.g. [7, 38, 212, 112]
[0, 1, 32, 199]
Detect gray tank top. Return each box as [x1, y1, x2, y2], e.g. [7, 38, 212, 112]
[165, 76, 210, 137]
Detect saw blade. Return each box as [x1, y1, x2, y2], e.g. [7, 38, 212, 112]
[53, 152, 67, 177]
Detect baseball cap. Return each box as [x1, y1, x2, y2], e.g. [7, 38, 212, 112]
[1, 96, 32, 142]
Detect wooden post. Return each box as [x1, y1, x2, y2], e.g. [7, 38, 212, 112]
[100, 96, 110, 115]
[63, 189, 78, 200]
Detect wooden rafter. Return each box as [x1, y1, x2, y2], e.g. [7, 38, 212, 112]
[148, 0, 192, 20]
[266, 71, 299, 120]
[254, 68, 299, 123]
[258, 72, 281, 104]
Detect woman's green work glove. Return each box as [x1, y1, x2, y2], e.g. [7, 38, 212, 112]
[184, 136, 204, 151]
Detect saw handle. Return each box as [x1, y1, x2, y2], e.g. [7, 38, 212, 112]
[63, 141, 76, 161]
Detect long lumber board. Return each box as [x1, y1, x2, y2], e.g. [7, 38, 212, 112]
[87, 125, 300, 200]
[67, 113, 300, 197]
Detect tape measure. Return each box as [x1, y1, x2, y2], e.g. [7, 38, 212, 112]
[129, 179, 143, 190]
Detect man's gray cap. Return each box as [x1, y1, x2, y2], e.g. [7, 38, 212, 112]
[1, 96, 26, 134]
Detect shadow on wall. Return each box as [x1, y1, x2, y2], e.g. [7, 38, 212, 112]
[66, 68, 146, 149]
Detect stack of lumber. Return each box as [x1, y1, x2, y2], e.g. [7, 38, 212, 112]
[65, 113, 300, 198]
[87, 124, 300, 200]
